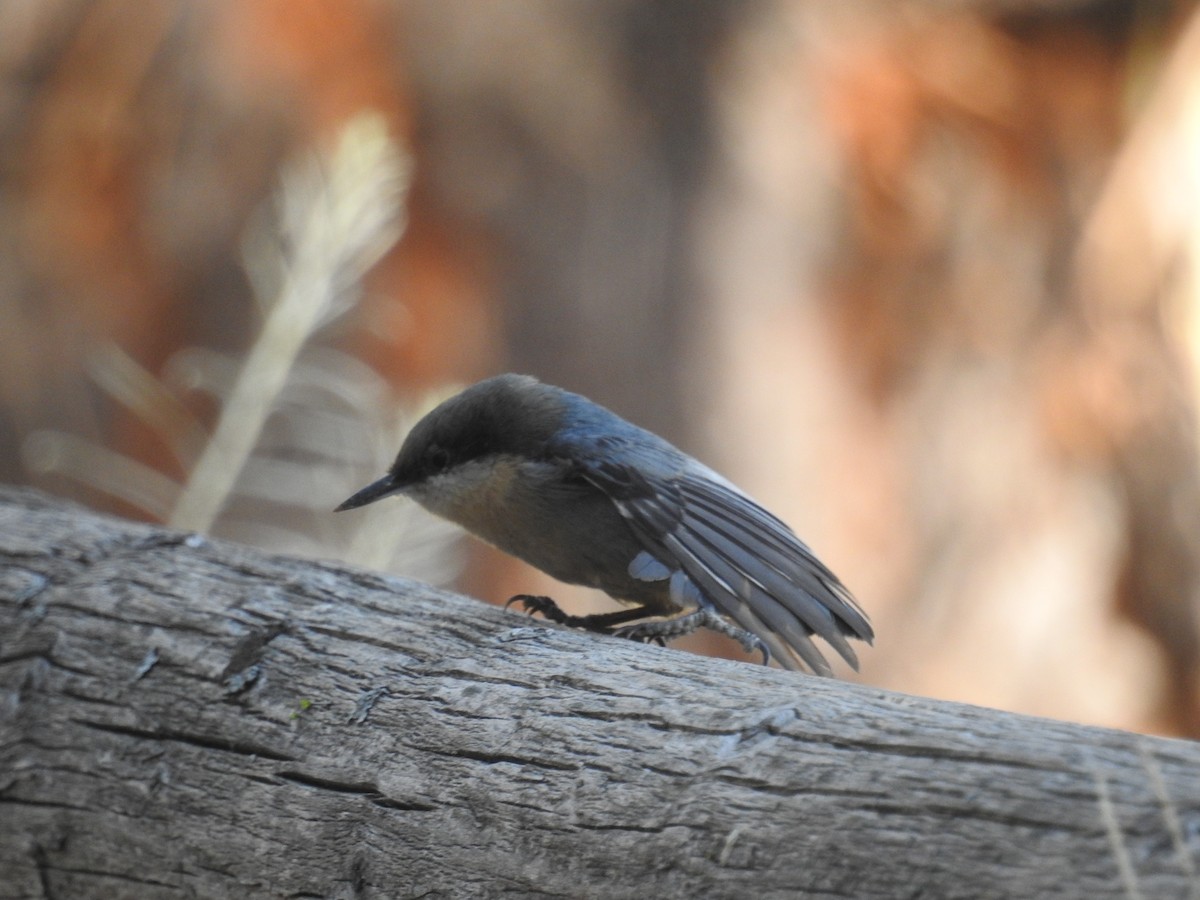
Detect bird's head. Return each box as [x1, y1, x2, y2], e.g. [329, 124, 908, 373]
[335, 373, 564, 512]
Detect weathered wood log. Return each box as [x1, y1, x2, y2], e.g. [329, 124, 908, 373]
[1, 486, 1198, 899]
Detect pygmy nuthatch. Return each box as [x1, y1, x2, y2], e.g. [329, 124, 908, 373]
[336, 374, 872, 675]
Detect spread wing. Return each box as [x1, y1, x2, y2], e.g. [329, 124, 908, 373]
[567, 441, 873, 676]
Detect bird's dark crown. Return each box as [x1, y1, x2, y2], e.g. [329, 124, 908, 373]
[389, 374, 565, 486]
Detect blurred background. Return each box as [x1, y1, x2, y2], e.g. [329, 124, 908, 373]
[4, 0, 1200, 737]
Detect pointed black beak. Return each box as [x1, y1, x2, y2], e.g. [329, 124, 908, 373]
[335, 474, 405, 512]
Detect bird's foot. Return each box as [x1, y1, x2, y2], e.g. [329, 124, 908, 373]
[609, 627, 668, 648]
[505, 595, 652, 633]
[615, 609, 770, 665]
[506, 594, 573, 624]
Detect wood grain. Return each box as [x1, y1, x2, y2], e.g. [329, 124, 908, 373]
[1, 487, 1198, 899]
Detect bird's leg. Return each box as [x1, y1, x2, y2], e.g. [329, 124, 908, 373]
[506, 595, 654, 633]
[615, 608, 770, 665]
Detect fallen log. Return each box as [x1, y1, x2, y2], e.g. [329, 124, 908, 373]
[1, 487, 1197, 898]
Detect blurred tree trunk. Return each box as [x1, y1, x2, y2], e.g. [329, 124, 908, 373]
[3, 488, 1199, 899]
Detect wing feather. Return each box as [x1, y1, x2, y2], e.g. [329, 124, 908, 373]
[676, 487, 873, 643]
[679, 480, 872, 639]
[555, 432, 871, 676]
[660, 528, 841, 674]
[656, 531, 807, 671]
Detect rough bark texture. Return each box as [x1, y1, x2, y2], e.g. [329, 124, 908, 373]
[1, 487, 1199, 899]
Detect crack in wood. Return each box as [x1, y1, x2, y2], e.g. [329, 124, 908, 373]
[420, 743, 581, 773]
[275, 769, 437, 812]
[71, 717, 297, 762]
[823, 736, 1077, 773]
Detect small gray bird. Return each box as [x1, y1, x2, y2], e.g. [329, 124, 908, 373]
[336, 373, 872, 675]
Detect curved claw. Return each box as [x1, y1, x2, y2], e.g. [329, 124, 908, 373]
[505, 594, 571, 623]
[746, 635, 771, 666]
[506, 593, 547, 613]
[703, 610, 771, 666]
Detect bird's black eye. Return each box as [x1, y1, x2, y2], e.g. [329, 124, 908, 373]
[427, 446, 451, 473]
